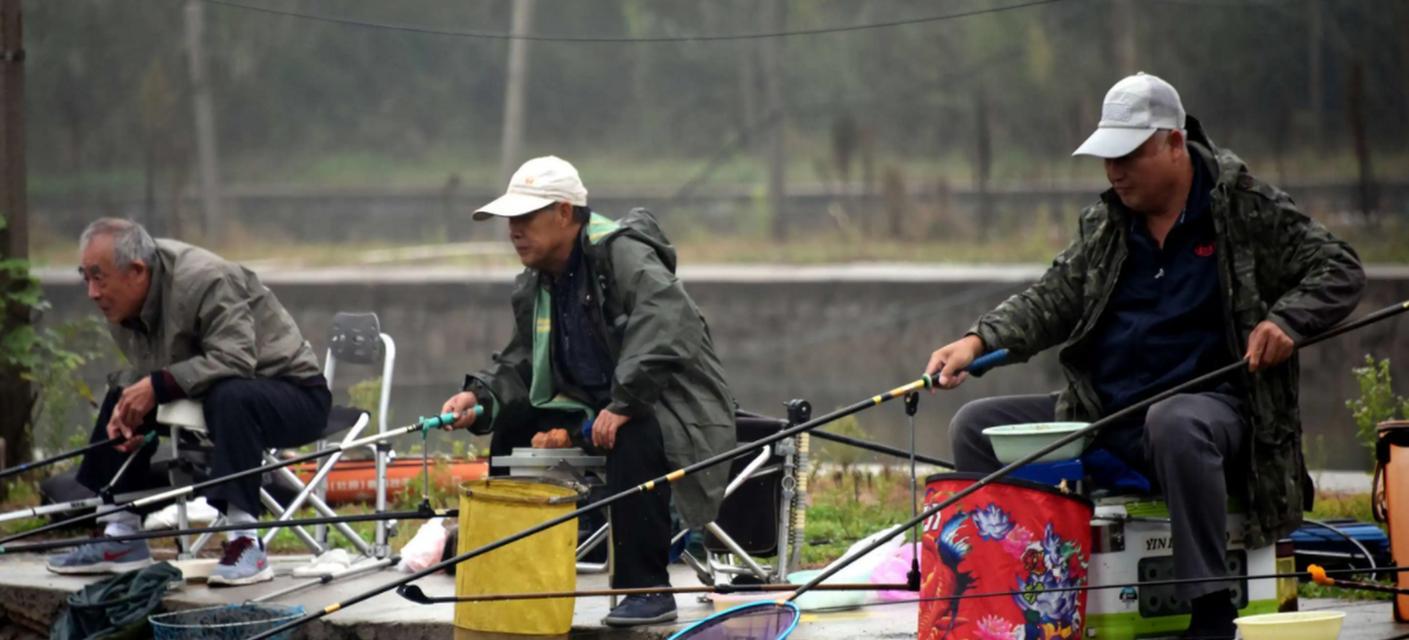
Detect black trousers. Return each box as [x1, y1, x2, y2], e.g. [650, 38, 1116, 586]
[948, 391, 1248, 600]
[490, 412, 673, 589]
[78, 378, 330, 518]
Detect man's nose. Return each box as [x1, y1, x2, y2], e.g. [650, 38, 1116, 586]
[86, 281, 101, 300]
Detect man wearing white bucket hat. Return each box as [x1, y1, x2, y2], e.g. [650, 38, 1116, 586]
[439, 156, 737, 627]
[925, 73, 1364, 639]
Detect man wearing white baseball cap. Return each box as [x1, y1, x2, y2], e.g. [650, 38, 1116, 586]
[441, 156, 737, 627]
[926, 73, 1363, 638]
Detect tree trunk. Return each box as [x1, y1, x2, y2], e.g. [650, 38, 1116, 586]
[0, 0, 29, 478]
[1346, 61, 1377, 222]
[974, 85, 993, 243]
[760, 0, 787, 242]
[184, 0, 222, 241]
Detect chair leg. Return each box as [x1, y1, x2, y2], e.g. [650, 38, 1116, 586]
[575, 523, 610, 574]
[169, 426, 193, 559]
[267, 465, 373, 556]
[373, 442, 390, 559]
[263, 447, 349, 529]
[260, 489, 326, 554]
[705, 522, 771, 580]
[188, 515, 224, 556]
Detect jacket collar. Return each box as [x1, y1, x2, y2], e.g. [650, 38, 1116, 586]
[126, 249, 166, 334]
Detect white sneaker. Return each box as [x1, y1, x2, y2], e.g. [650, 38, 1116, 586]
[292, 548, 353, 577]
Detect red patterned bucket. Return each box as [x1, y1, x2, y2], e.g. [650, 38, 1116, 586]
[919, 473, 1093, 640]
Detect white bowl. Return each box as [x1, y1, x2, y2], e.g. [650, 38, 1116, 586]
[1233, 611, 1344, 640]
[981, 422, 1092, 464]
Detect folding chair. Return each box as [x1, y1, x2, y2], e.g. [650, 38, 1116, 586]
[156, 311, 395, 560]
[679, 401, 810, 585]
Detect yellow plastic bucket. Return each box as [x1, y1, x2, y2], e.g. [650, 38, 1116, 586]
[453, 477, 585, 636]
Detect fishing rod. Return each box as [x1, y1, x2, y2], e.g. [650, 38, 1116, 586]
[0, 435, 131, 482]
[811, 427, 952, 469]
[246, 350, 1011, 639]
[0, 408, 476, 546]
[397, 581, 911, 604]
[399, 562, 1406, 608]
[0, 508, 457, 554]
[0, 433, 162, 525]
[787, 299, 1409, 603]
[1308, 564, 1409, 596]
[642, 563, 1409, 629]
[253, 555, 401, 604]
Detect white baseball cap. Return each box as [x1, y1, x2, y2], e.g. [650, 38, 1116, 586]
[1072, 72, 1186, 159]
[473, 155, 589, 220]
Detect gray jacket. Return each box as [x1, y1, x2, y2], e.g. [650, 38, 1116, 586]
[108, 240, 322, 395]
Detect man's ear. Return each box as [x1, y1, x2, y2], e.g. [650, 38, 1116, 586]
[128, 259, 149, 279]
[556, 201, 576, 227]
[1166, 128, 1186, 150]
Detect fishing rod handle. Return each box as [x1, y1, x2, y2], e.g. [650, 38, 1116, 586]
[965, 348, 1008, 378]
[922, 348, 1009, 389]
[416, 405, 483, 431]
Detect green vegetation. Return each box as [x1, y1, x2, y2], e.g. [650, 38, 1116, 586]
[1346, 355, 1409, 470]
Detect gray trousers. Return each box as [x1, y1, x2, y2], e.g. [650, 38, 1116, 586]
[949, 392, 1248, 600]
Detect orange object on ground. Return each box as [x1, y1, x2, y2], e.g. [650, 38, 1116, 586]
[291, 458, 488, 505]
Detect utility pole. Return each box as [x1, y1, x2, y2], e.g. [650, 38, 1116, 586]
[499, 0, 534, 184]
[185, 0, 222, 240]
[0, 0, 29, 471]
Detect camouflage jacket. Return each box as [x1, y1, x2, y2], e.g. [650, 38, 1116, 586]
[969, 116, 1365, 546]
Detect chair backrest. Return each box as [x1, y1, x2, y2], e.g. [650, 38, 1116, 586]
[705, 410, 789, 555]
[329, 312, 383, 365]
[324, 311, 396, 435]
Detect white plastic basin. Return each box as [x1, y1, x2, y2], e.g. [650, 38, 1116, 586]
[981, 422, 1092, 464]
[1233, 611, 1344, 640]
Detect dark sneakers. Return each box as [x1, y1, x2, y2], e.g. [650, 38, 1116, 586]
[602, 593, 678, 627]
[1181, 589, 1238, 640]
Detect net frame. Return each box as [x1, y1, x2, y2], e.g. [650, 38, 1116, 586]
[666, 600, 801, 640]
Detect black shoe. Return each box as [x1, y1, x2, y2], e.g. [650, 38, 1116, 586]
[602, 593, 678, 627]
[1181, 589, 1238, 640]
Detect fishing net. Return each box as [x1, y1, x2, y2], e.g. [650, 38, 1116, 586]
[668, 601, 800, 640]
[148, 603, 304, 640]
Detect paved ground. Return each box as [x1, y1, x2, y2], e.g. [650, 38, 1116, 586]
[3, 554, 1409, 639]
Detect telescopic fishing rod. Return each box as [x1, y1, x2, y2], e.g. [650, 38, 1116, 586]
[786, 299, 1409, 604]
[246, 350, 1011, 639]
[0, 508, 458, 555]
[394, 563, 1409, 608]
[0, 408, 477, 546]
[1308, 564, 1409, 596]
[0, 432, 163, 525]
[396, 581, 911, 604]
[811, 427, 953, 469]
[0, 435, 129, 482]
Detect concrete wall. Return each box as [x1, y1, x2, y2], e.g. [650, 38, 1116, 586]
[38, 264, 1409, 471]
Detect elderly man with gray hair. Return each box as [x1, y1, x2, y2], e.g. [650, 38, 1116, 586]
[47, 218, 328, 586]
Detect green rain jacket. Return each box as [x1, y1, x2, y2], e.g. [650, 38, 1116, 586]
[968, 116, 1365, 546]
[463, 209, 737, 527]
